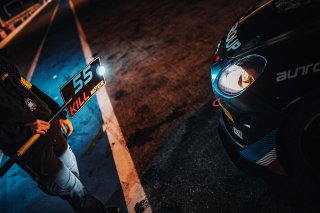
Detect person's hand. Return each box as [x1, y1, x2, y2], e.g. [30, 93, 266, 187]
[59, 118, 73, 136]
[28, 120, 50, 135]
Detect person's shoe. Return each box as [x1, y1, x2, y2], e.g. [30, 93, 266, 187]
[74, 195, 108, 213]
[106, 206, 120, 213]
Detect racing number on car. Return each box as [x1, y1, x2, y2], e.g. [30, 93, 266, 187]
[60, 58, 105, 118]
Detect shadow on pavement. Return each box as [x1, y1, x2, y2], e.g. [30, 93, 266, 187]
[141, 102, 320, 213]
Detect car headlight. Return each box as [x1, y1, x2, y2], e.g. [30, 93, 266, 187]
[218, 54, 267, 95]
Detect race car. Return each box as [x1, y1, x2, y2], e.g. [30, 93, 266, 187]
[210, 0, 320, 176]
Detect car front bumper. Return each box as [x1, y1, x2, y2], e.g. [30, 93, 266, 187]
[218, 109, 288, 175]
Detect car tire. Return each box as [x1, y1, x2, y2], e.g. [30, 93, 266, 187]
[279, 100, 320, 178]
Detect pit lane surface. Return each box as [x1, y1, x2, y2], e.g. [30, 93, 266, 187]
[1, 0, 320, 212]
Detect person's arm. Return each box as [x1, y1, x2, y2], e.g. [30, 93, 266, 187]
[30, 86, 73, 135]
[0, 121, 51, 156]
[6, 59, 72, 135]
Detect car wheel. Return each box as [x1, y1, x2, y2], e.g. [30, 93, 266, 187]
[279, 100, 320, 177]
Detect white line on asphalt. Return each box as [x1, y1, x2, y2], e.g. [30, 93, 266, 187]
[0, 1, 50, 48]
[27, 0, 60, 81]
[69, 0, 152, 212]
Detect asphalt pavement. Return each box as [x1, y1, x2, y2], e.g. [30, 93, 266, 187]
[1, 0, 320, 212]
[141, 103, 320, 212]
[72, 0, 257, 174]
[71, 0, 320, 212]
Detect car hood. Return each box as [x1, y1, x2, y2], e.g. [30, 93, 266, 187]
[223, 0, 320, 58]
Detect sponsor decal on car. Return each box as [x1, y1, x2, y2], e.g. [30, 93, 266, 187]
[225, 22, 241, 52]
[233, 126, 243, 140]
[220, 104, 235, 123]
[276, 61, 320, 82]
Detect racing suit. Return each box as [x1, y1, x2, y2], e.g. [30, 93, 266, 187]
[0, 57, 106, 213]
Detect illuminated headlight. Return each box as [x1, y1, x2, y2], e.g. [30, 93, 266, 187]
[218, 54, 267, 95]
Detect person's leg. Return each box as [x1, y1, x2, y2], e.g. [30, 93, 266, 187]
[51, 133, 120, 213]
[58, 144, 80, 178]
[19, 137, 107, 213]
[50, 122, 79, 178]
[39, 162, 106, 213]
[20, 122, 119, 213]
